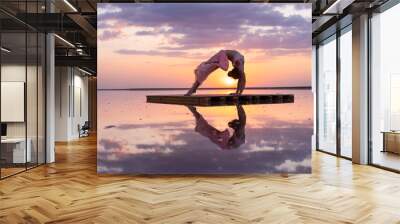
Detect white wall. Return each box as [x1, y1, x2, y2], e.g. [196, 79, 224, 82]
[74, 73, 89, 135]
[312, 45, 317, 150]
[1, 82, 25, 122]
[55, 66, 71, 141]
[55, 67, 89, 141]
[1, 65, 26, 139]
[1, 64, 26, 81]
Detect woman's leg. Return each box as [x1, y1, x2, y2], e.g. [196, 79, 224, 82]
[185, 81, 200, 96]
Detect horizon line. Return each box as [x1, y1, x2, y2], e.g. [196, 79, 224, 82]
[97, 86, 312, 91]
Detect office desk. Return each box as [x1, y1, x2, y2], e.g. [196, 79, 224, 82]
[1, 138, 31, 163]
[382, 131, 400, 154]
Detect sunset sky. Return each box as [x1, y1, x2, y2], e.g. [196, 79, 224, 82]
[97, 3, 311, 89]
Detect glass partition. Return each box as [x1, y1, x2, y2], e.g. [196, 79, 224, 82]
[317, 35, 337, 154]
[0, 1, 46, 179]
[370, 3, 400, 171]
[339, 27, 352, 158]
[1, 30, 28, 177]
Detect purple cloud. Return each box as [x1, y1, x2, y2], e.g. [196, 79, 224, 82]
[99, 29, 122, 41]
[115, 49, 207, 58]
[98, 3, 311, 53]
[135, 30, 155, 36]
[99, 139, 123, 150]
[238, 29, 311, 49]
[116, 49, 185, 57]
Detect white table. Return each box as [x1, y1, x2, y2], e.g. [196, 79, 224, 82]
[1, 138, 31, 163]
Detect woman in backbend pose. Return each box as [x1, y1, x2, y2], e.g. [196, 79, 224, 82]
[185, 50, 246, 96]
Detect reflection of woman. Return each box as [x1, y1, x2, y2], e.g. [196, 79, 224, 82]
[187, 104, 246, 149]
[185, 50, 246, 96]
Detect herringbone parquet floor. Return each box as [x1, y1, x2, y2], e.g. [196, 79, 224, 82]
[1, 135, 400, 224]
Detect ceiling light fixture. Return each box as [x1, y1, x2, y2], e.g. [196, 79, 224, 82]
[54, 34, 75, 48]
[323, 1, 341, 14]
[63, 0, 78, 12]
[78, 67, 93, 76]
[322, 0, 355, 15]
[76, 48, 84, 55]
[1, 47, 11, 53]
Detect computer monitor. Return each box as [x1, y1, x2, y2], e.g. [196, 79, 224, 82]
[1, 123, 7, 137]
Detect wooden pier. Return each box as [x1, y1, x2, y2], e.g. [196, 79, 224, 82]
[146, 94, 294, 106]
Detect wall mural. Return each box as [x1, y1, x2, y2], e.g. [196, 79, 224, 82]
[97, 3, 313, 174]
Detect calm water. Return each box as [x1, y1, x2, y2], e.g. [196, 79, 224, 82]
[98, 89, 313, 174]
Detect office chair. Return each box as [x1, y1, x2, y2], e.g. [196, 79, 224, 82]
[79, 121, 90, 138]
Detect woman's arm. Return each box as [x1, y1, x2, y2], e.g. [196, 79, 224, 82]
[236, 73, 246, 95]
[236, 104, 246, 126]
[186, 105, 201, 120]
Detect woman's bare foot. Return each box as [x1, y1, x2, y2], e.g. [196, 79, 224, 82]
[185, 81, 200, 96]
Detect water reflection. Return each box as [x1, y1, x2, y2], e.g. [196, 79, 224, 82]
[187, 104, 246, 150]
[97, 90, 313, 174]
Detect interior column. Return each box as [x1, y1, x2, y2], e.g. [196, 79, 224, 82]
[352, 14, 369, 164]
